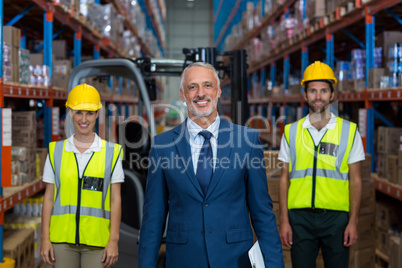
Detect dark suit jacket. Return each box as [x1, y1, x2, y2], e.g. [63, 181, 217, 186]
[138, 118, 284, 267]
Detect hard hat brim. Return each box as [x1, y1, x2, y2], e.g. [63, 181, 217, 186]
[67, 103, 102, 111]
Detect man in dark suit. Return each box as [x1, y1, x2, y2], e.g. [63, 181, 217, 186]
[138, 62, 283, 268]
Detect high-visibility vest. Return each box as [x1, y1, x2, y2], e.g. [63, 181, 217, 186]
[284, 117, 356, 212]
[48, 139, 122, 247]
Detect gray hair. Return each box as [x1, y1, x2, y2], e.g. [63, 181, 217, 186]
[180, 62, 220, 91]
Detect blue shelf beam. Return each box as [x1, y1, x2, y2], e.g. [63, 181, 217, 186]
[94, 44, 100, 60]
[385, 9, 402, 25]
[366, 108, 375, 171]
[74, 29, 82, 67]
[342, 29, 365, 49]
[365, 11, 375, 87]
[214, 0, 242, 50]
[270, 62, 276, 87]
[301, 45, 308, 93]
[33, 25, 67, 53]
[373, 108, 395, 128]
[5, 4, 34, 26]
[21, 24, 26, 49]
[284, 55, 290, 91]
[326, 30, 334, 69]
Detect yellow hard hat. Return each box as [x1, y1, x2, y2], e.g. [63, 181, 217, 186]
[301, 61, 337, 87]
[66, 84, 102, 111]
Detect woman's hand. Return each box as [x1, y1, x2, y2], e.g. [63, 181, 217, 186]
[40, 239, 55, 266]
[102, 240, 119, 268]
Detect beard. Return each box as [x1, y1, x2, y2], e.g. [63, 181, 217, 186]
[308, 101, 330, 114]
[185, 92, 219, 118]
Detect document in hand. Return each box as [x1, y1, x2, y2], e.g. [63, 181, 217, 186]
[248, 240, 265, 268]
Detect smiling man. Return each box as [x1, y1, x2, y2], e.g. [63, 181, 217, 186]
[278, 61, 365, 268]
[139, 62, 284, 268]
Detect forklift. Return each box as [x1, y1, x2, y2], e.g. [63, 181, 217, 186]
[66, 47, 249, 267]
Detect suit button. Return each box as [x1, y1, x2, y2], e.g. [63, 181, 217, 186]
[203, 202, 209, 207]
[201, 231, 205, 236]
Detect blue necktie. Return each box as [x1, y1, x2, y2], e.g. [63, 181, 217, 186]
[196, 130, 213, 195]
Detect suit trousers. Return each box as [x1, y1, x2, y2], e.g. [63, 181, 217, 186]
[45, 243, 104, 268]
[289, 209, 349, 268]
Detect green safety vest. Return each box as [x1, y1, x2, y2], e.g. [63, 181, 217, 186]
[48, 139, 122, 247]
[284, 117, 356, 212]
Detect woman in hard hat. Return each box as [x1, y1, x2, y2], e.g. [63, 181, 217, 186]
[40, 84, 124, 268]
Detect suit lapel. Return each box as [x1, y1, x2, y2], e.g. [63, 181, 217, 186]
[205, 119, 233, 199]
[173, 120, 204, 196]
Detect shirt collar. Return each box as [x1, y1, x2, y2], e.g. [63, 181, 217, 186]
[187, 114, 220, 141]
[65, 133, 102, 154]
[303, 113, 337, 130]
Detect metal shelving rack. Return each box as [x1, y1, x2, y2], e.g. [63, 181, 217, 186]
[214, 0, 402, 169]
[0, 0, 165, 261]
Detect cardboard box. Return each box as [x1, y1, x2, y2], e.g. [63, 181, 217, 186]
[368, 68, 385, 89]
[307, 0, 326, 19]
[29, 53, 43, 66]
[3, 229, 35, 268]
[349, 246, 375, 268]
[377, 228, 390, 254]
[377, 127, 402, 155]
[399, 150, 402, 168]
[282, 248, 292, 268]
[3, 26, 21, 47]
[272, 201, 280, 225]
[263, 150, 282, 174]
[36, 148, 48, 178]
[53, 59, 72, 89]
[360, 179, 375, 215]
[376, 31, 402, 65]
[361, 154, 372, 180]
[389, 234, 401, 268]
[387, 155, 399, 183]
[376, 201, 402, 231]
[52, 40, 67, 59]
[377, 153, 386, 178]
[267, 177, 279, 202]
[355, 213, 375, 249]
[399, 168, 402, 186]
[12, 111, 36, 129]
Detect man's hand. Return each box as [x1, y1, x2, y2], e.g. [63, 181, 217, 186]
[279, 222, 293, 248]
[343, 222, 358, 247]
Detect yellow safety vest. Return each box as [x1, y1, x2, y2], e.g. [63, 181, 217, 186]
[284, 117, 356, 212]
[48, 139, 122, 247]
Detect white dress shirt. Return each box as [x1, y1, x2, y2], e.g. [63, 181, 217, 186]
[42, 133, 124, 184]
[187, 115, 220, 174]
[278, 113, 365, 164]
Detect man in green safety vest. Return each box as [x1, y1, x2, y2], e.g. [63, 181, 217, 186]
[278, 61, 365, 268]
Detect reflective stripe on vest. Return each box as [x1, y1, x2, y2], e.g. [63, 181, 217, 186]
[285, 117, 356, 212]
[49, 139, 120, 247]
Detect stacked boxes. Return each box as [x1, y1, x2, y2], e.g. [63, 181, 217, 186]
[377, 127, 402, 182]
[375, 200, 402, 258]
[4, 215, 42, 267]
[3, 42, 12, 82]
[53, 59, 72, 89]
[12, 111, 37, 182]
[349, 163, 376, 268]
[3, 26, 21, 83]
[18, 48, 30, 84]
[3, 228, 35, 268]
